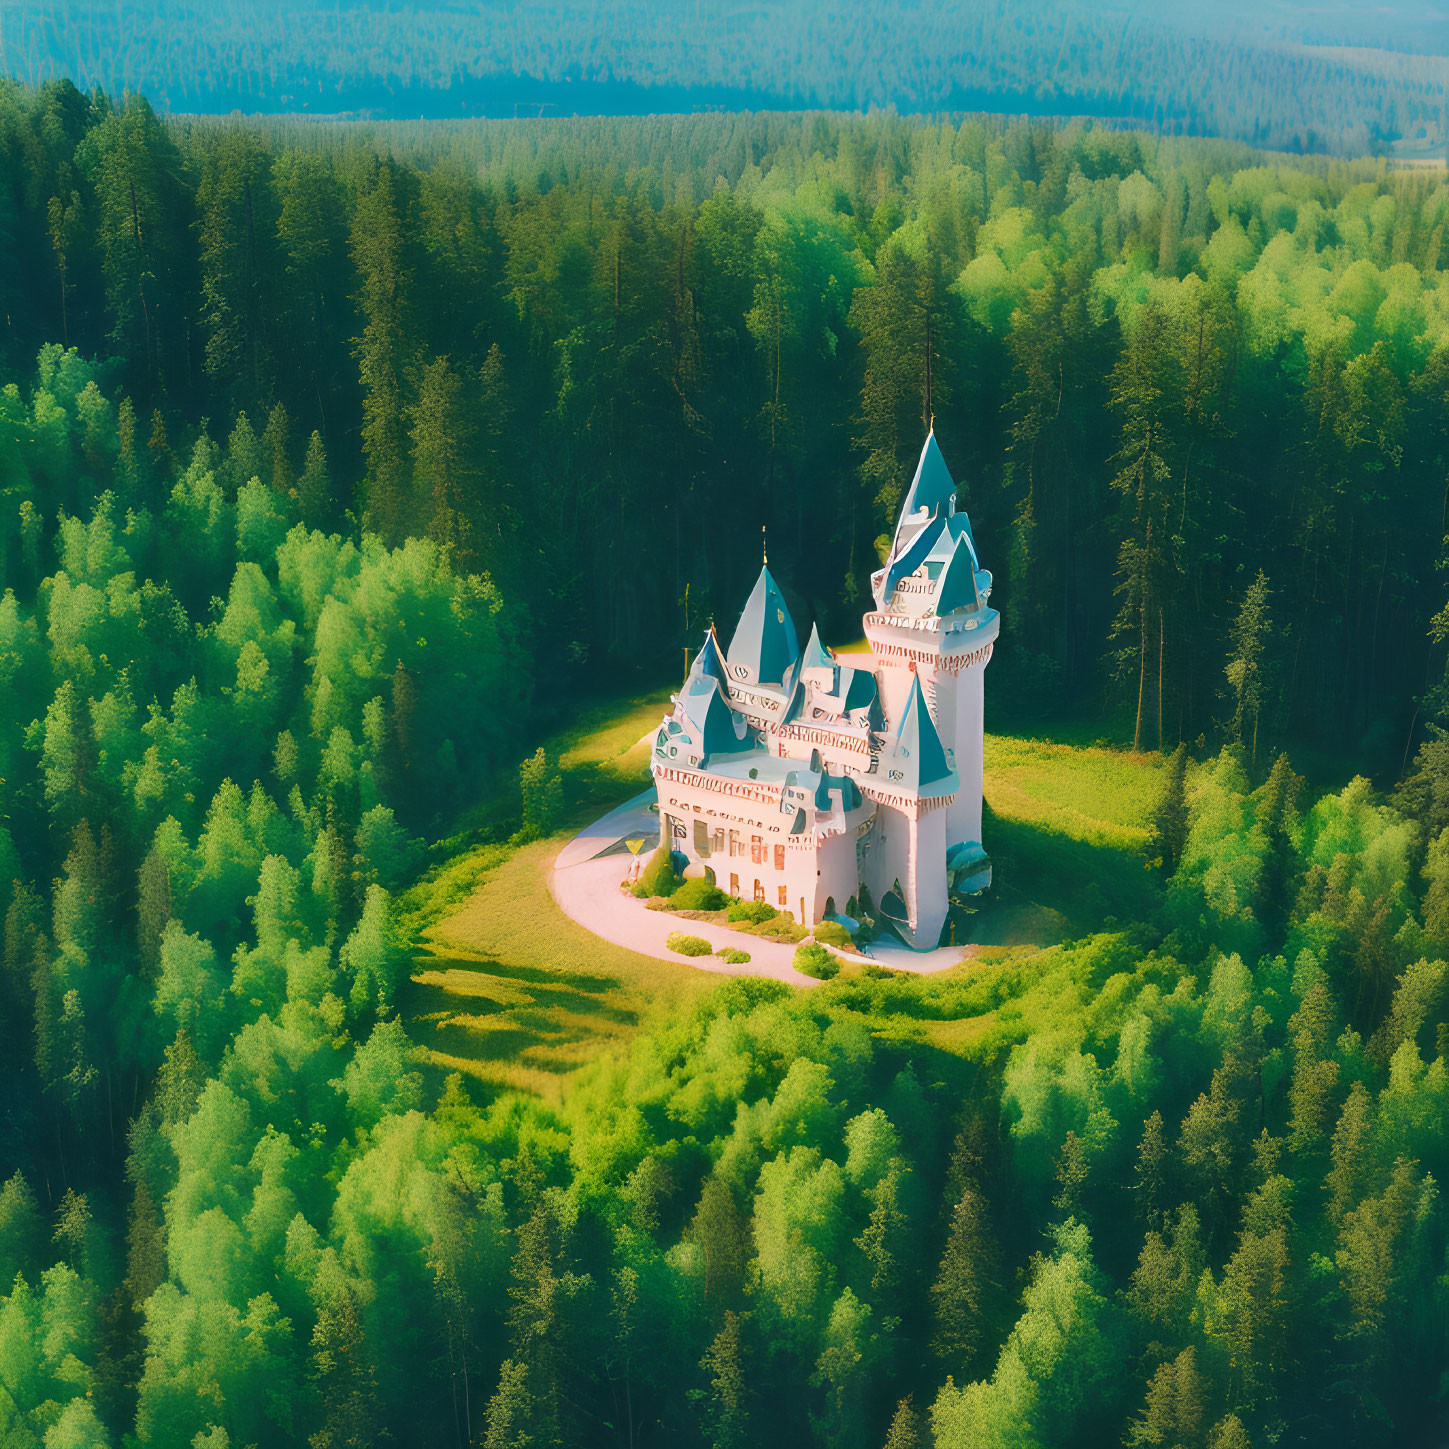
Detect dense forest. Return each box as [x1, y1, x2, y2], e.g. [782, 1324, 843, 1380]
[0, 84, 1448, 1447]
[8, 0, 1449, 157]
[6, 87, 1449, 754]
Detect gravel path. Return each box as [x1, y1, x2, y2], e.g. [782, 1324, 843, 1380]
[548, 790, 972, 986]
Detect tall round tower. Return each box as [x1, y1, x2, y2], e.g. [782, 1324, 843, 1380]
[864, 432, 998, 896]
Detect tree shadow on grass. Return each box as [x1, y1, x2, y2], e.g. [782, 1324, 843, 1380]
[969, 802, 1162, 947]
[417, 942, 628, 998]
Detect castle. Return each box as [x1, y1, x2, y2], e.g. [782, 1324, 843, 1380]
[649, 433, 998, 950]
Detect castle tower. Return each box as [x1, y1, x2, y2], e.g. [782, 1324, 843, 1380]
[865, 433, 998, 894]
[857, 673, 957, 948]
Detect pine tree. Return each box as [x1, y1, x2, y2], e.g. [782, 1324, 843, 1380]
[881, 1396, 923, 1449]
[518, 749, 563, 841]
[855, 1159, 907, 1298]
[124, 1178, 167, 1308]
[1134, 1110, 1169, 1229]
[263, 401, 294, 495]
[351, 162, 411, 544]
[298, 430, 333, 527]
[309, 1284, 382, 1449]
[0, 1172, 44, 1287]
[698, 1310, 750, 1449]
[1225, 570, 1273, 765]
[1126, 1346, 1206, 1448]
[410, 354, 474, 555]
[506, 1201, 562, 1446]
[1107, 299, 1180, 751]
[1053, 1130, 1090, 1218]
[136, 845, 171, 980]
[930, 1186, 992, 1369]
[227, 410, 264, 493]
[483, 1359, 533, 1449]
[1253, 752, 1300, 933]
[47, 187, 82, 347]
[689, 1177, 748, 1301]
[1149, 744, 1190, 874]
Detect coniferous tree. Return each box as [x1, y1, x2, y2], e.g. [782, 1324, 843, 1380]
[1149, 744, 1190, 874]
[351, 162, 411, 543]
[929, 1187, 992, 1370]
[1107, 300, 1179, 751]
[1225, 571, 1273, 765]
[698, 1310, 750, 1449]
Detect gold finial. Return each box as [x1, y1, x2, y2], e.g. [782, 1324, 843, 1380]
[762, 523, 768, 566]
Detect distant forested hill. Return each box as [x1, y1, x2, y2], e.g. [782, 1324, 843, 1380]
[5, 0, 1449, 156]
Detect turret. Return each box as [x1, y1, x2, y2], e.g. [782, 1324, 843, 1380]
[865, 432, 997, 896]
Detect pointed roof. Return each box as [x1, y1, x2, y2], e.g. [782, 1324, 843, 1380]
[695, 626, 728, 683]
[671, 633, 750, 758]
[877, 676, 954, 794]
[802, 622, 833, 671]
[933, 533, 983, 616]
[726, 564, 800, 689]
[878, 512, 944, 608]
[898, 431, 958, 525]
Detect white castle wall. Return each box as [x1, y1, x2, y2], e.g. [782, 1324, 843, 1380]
[657, 774, 865, 926]
[862, 799, 949, 949]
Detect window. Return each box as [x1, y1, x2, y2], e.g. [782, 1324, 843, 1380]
[774, 844, 785, 871]
[751, 835, 765, 865]
[694, 820, 711, 856]
[728, 830, 741, 857]
[730, 873, 739, 896]
[778, 885, 788, 906]
[753, 879, 765, 902]
[712, 829, 725, 854]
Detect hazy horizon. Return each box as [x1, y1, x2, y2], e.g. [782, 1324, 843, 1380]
[5, 0, 1449, 156]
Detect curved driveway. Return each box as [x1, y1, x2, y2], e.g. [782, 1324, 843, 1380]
[548, 791, 971, 987]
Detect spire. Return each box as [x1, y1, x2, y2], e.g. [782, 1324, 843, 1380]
[802, 622, 833, 670]
[896, 431, 958, 531]
[933, 532, 983, 617]
[879, 676, 954, 793]
[695, 625, 728, 683]
[725, 564, 800, 688]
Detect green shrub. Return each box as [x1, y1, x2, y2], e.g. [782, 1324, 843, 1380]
[716, 948, 751, 965]
[671, 877, 727, 911]
[738, 915, 807, 943]
[793, 942, 840, 980]
[632, 844, 681, 898]
[813, 919, 853, 949]
[666, 932, 713, 957]
[728, 899, 778, 924]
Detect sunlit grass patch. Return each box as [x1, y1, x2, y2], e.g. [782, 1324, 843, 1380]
[984, 735, 1166, 851]
[401, 836, 712, 1103]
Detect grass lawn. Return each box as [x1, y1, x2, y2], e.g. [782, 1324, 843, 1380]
[399, 679, 1172, 1099]
[399, 683, 713, 1102]
[402, 837, 713, 1102]
[975, 734, 1167, 947]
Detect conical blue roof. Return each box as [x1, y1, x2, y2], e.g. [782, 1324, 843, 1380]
[726, 565, 800, 688]
[934, 533, 982, 616]
[880, 513, 944, 607]
[880, 676, 954, 793]
[898, 431, 958, 525]
[802, 622, 833, 670]
[695, 626, 728, 683]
